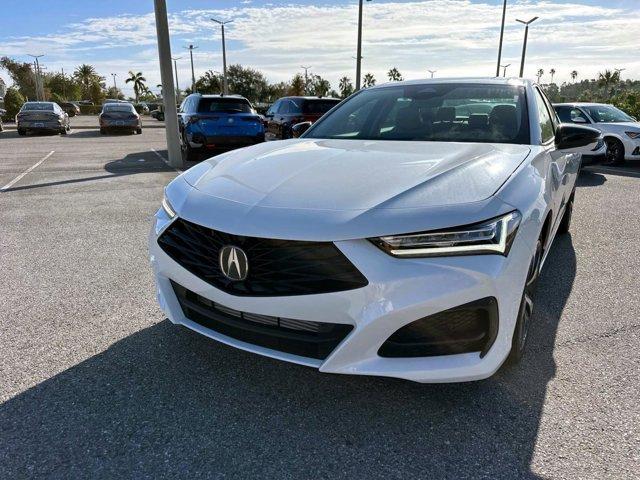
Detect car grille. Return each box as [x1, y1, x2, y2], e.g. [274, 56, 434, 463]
[172, 281, 353, 360]
[158, 218, 368, 297]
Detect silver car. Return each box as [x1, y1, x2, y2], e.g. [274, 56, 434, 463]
[16, 102, 70, 136]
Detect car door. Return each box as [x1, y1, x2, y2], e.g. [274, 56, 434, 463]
[275, 100, 291, 139]
[535, 88, 575, 235]
[177, 98, 190, 134]
[264, 101, 280, 141]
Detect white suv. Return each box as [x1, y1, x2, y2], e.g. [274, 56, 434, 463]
[554, 103, 640, 165]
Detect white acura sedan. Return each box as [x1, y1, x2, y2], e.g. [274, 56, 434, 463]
[149, 78, 599, 383]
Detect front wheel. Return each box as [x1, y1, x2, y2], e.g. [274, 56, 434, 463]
[507, 239, 542, 365]
[605, 138, 625, 165]
[18, 128, 27, 136]
[136, 127, 142, 135]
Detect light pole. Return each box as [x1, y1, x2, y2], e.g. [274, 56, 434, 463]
[355, 0, 372, 91]
[495, 0, 507, 77]
[211, 18, 232, 95]
[501, 63, 511, 77]
[110, 73, 117, 91]
[516, 17, 538, 78]
[153, 0, 182, 168]
[185, 44, 198, 93]
[172, 56, 182, 101]
[27, 54, 44, 101]
[301, 65, 312, 94]
[615, 68, 626, 80]
[428, 69, 437, 78]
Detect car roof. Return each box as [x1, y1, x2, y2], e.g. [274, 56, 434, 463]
[24, 101, 55, 105]
[194, 94, 249, 100]
[552, 102, 611, 107]
[369, 77, 532, 89]
[282, 96, 341, 101]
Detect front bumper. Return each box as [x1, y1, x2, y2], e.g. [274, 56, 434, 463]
[148, 210, 533, 383]
[622, 137, 640, 160]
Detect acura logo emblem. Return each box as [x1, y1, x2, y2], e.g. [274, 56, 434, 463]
[219, 245, 249, 281]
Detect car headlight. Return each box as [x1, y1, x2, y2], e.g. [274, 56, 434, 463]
[625, 131, 640, 139]
[371, 211, 521, 258]
[161, 194, 176, 218]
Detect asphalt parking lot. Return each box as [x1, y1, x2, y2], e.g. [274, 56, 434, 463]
[1, 128, 639, 479]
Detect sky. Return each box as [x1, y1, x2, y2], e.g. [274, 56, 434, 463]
[0, 0, 638, 97]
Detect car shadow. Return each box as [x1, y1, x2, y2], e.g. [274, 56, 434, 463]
[1, 151, 175, 193]
[576, 170, 606, 187]
[0, 236, 576, 478]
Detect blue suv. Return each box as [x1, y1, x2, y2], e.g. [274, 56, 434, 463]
[178, 94, 265, 161]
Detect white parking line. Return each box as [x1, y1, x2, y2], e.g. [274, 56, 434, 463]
[1, 150, 55, 192]
[151, 148, 181, 173]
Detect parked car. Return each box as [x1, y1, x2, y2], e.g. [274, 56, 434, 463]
[59, 101, 81, 117]
[150, 107, 164, 121]
[0, 108, 5, 132]
[177, 94, 265, 161]
[553, 103, 639, 165]
[149, 78, 600, 383]
[16, 102, 70, 135]
[99, 102, 142, 134]
[264, 96, 341, 140]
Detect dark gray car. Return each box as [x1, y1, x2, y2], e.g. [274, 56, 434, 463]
[16, 102, 70, 135]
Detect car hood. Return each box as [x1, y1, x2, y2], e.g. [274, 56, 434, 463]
[174, 139, 529, 240]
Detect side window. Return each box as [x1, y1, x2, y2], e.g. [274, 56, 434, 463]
[574, 108, 590, 123]
[279, 100, 291, 115]
[534, 88, 554, 143]
[266, 101, 279, 116]
[179, 99, 187, 113]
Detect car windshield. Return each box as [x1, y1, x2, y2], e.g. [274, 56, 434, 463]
[582, 105, 634, 123]
[103, 104, 135, 112]
[305, 83, 530, 144]
[22, 103, 54, 111]
[198, 98, 252, 114]
[300, 99, 341, 114]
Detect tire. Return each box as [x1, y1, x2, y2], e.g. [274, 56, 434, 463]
[136, 128, 142, 135]
[507, 238, 542, 365]
[604, 137, 625, 165]
[18, 128, 26, 136]
[60, 125, 68, 135]
[558, 192, 574, 235]
[100, 128, 106, 135]
[181, 131, 199, 162]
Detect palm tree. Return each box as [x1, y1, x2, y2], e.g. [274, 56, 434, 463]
[338, 76, 353, 98]
[549, 68, 556, 84]
[74, 64, 98, 99]
[362, 73, 376, 88]
[536, 69, 544, 83]
[125, 71, 147, 103]
[570, 70, 578, 83]
[598, 70, 620, 96]
[387, 67, 403, 82]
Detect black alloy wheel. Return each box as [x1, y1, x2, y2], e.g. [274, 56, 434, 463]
[604, 138, 625, 165]
[507, 238, 543, 365]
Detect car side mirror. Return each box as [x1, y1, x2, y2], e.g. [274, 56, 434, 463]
[555, 123, 601, 153]
[292, 121, 312, 138]
[572, 116, 587, 124]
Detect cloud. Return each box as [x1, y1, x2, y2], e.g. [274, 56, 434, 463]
[1, 0, 638, 94]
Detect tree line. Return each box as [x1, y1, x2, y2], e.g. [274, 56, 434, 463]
[1, 54, 637, 119]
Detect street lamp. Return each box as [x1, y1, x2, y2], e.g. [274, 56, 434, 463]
[27, 54, 44, 101]
[615, 68, 626, 80]
[516, 17, 539, 78]
[110, 73, 117, 91]
[211, 18, 232, 95]
[495, 0, 508, 77]
[184, 44, 198, 93]
[355, 0, 372, 91]
[172, 56, 182, 101]
[500, 64, 511, 77]
[301, 66, 312, 94]
[428, 70, 437, 78]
